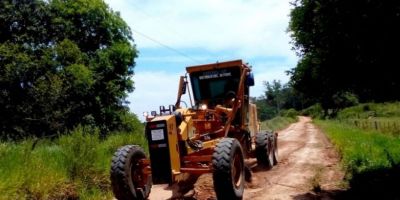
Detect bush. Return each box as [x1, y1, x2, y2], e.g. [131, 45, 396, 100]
[280, 108, 299, 118]
[332, 91, 359, 109]
[300, 104, 323, 119]
[260, 116, 297, 132]
[59, 126, 102, 183]
[337, 102, 400, 119]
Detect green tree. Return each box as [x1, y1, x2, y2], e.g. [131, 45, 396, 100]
[0, 0, 137, 139]
[288, 0, 400, 113]
[256, 80, 304, 120]
[254, 97, 276, 121]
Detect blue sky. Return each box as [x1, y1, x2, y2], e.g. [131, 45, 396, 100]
[104, 0, 298, 121]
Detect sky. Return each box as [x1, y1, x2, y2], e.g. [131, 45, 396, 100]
[104, 0, 298, 121]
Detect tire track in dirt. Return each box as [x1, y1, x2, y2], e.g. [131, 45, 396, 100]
[243, 116, 345, 200]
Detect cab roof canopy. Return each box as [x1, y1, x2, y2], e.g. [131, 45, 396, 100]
[186, 59, 249, 73]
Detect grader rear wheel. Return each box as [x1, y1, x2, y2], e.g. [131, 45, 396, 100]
[212, 138, 245, 200]
[272, 132, 278, 165]
[255, 131, 274, 168]
[110, 145, 152, 200]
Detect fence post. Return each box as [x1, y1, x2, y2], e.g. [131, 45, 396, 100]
[375, 121, 378, 130]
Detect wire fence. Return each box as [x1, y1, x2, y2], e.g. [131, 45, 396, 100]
[340, 118, 400, 137]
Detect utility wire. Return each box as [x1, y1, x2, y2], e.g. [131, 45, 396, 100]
[131, 28, 202, 64]
[128, 2, 220, 61]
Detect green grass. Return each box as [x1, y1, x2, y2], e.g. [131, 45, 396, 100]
[308, 102, 400, 198]
[337, 102, 400, 119]
[0, 125, 147, 200]
[316, 118, 400, 198]
[340, 117, 400, 137]
[260, 116, 298, 132]
[336, 102, 400, 137]
[315, 120, 400, 177]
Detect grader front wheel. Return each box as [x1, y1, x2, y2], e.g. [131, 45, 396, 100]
[110, 145, 152, 200]
[212, 138, 245, 200]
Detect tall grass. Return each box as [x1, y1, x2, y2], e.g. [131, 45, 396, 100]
[316, 119, 400, 198]
[337, 102, 400, 119]
[0, 125, 146, 200]
[340, 118, 400, 137]
[336, 102, 400, 137]
[260, 116, 298, 132]
[315, 120, 400, 177]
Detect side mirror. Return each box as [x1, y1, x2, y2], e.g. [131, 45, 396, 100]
[246, 73, 255, 86]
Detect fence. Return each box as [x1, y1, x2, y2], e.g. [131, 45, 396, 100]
[341, 118, 400, 137]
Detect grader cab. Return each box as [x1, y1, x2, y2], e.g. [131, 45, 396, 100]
[110, 59, 278, 200]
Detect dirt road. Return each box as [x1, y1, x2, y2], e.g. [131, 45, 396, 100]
[149, 116, 345, 200]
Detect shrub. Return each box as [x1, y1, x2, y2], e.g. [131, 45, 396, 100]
[260, 116, 297, 132]
[301, 104, 323, 119]
[280, 108, 299, 118]
[58, 126, 107, 187]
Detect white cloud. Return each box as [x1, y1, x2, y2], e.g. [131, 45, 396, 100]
[104, 0, 300, 120]
[105, 0, 295, 58]
[128, 71, 189, 121]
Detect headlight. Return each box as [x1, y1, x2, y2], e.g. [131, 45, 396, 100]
[200, 104, 207, 110]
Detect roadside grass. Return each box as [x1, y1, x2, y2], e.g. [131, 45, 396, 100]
[336, 102, 400, 137]
[315, 119, 400, 198]
[339, 117, 400, 137]
[0, 125, 146, 199]
[260, 116, 298, 132]
[337, 102, 400, 119]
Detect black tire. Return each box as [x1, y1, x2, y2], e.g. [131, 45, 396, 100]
[212, 138, 245, 200]
[111, 145, 152, 200]
[272, 132, 278, 165]
[255, 131, 273, 168]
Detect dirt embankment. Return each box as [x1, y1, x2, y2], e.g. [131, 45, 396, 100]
[149, 116, 345, 200]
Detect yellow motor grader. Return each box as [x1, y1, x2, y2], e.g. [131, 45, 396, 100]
[110, 59, 278, 200]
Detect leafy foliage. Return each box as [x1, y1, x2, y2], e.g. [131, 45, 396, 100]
[260, 116, 297, 132]
[255, 80, 304, 120]
[288, 0, 400, 111]
[300, 104, 324, 119]
[0, 0, 138, 139]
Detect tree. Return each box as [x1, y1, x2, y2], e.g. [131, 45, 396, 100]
[255, 80, 304, 120]
[0, 0, 137, 139]
[288, 0, 400, 112]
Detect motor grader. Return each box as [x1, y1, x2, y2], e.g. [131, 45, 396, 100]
[110, 59, 278, 200]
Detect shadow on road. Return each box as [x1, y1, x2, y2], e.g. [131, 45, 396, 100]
[293, 166, 400, 200]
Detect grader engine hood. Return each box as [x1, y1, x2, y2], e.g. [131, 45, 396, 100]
[145, 115, 180, 184]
